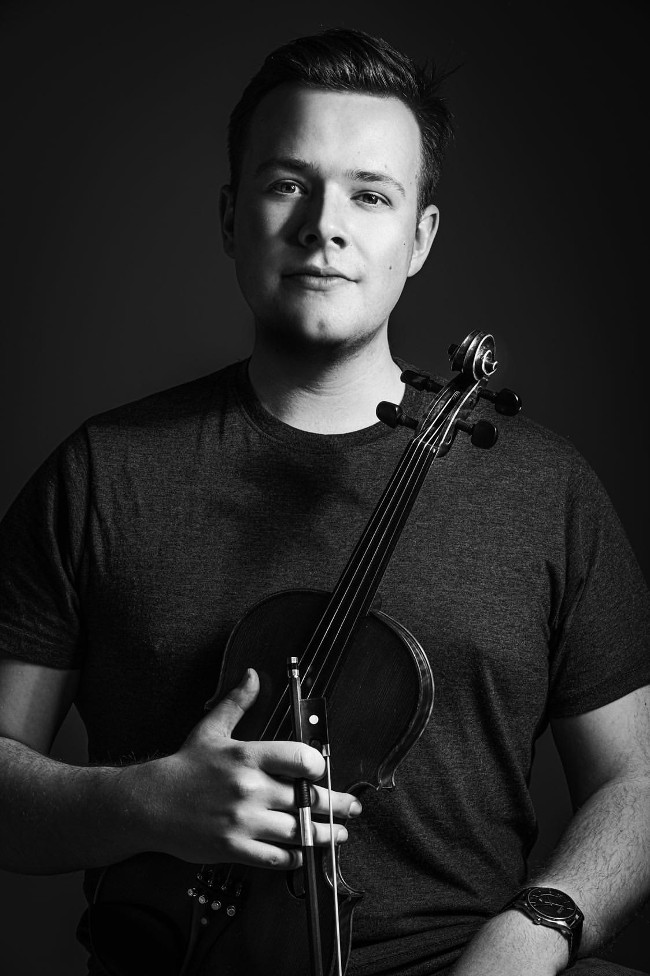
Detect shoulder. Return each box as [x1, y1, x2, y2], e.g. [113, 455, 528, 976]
[401, 359, 599, 510]
[84, 362, 240, 438]
[57, 362, 242, 461]
[24, 363, 245, 497]
[491, 408, 598, 493]
[475, 409, 617, 558]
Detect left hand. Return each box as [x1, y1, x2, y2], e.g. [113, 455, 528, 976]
[449, 910, 569, 976]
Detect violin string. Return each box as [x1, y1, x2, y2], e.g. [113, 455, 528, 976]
[325, 747, 344, 976]
[254, 434, 430, 742]
[303, 418, 438, 672]
[258, 381, 479, 742]
[307, 452, 433, 696]
[302, 382, 479, 696]
[255, 440, 423, 739]
[259, 378, 480, 743]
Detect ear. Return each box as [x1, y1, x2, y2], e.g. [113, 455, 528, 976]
[220, 184, 236, 259]
[407, 204, 439, 278]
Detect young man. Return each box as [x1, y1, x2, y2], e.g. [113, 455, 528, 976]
[0, 28, 649, 976]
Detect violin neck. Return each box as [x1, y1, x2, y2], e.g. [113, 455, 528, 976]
[336, 439, 433, 612]
[300, 363, 487, 697]
[304, 435, 436, 694]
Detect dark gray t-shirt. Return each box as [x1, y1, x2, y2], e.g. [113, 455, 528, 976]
[1, 361, 648, 975]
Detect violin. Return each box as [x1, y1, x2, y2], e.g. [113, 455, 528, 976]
[88, 331, 520, 976]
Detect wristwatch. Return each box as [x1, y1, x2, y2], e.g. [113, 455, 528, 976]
[502, 886, 584, 967]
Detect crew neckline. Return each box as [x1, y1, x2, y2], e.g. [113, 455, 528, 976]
[231, 358, 422, 453]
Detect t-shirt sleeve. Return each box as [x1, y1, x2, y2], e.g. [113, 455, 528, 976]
[0, 428, 90, 669]
[548, 452, 650, 717]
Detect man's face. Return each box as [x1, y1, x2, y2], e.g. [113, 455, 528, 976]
[221, 85, 438, 355]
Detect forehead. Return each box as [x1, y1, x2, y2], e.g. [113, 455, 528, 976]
[241, 84, 422, 192]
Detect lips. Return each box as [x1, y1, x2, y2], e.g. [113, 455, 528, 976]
[284, 265, 352, 280]
[283, 266, 354, 292]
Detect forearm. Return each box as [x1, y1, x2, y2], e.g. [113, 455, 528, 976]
[0, 735, 151, 874]
[452, 771, 650, 975]
[531, 770, 650, 953]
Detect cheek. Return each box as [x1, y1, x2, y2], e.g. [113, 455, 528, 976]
[381, 238, 412, 276]
[234, 198, 281, 247]
[237, 214, 270, 251]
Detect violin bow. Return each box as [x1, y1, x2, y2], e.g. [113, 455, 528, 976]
[288, 657, 343, 976]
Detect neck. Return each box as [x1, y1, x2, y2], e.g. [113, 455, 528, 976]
[247, 333, 404, 434]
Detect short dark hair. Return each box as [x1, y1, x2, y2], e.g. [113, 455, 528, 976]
[228, 28, 454, 216]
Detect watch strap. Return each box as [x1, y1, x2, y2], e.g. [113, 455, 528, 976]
[502, 886, 584, 967]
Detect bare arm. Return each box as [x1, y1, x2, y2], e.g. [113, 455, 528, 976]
[0, 655, 143, 873]
[451, 684, 650, 975]
[0, 659, 359, 875]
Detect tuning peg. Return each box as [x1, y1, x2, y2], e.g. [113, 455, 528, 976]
[400, 370, 443, 393]
[455, 418, 499, 449]
[477, 387, 522, 416]
[376, 401, 418, 430]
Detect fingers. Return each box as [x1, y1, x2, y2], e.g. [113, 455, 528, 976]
[235, 839, 303, 871]
[311, 820, 349, 846]
[168, 681, 364, 870]
[247, 768, 361, 822]
[212, 805, 349, 871]
[203, 669, 260, 738]
[247, 809, 349, 847]
[310, 784, 363, 821]
[224, 830, 346, 871]
[242, 740, 363, 821]
[254, 738, 326, 781]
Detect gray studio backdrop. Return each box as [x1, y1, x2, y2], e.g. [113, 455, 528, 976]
[1, 1, 648, 973]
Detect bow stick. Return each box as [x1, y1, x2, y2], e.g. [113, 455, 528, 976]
[287, 657, 342, 976]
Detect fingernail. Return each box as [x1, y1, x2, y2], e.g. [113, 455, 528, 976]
[337, 827, 348, 843]
[349, 800, 362, 817]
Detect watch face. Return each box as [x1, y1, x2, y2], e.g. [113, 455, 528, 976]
[527, 887, 576, 920]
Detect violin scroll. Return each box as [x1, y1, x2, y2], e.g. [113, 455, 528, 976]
[382, 331, 522, 458]
[448, 330, 497, 380]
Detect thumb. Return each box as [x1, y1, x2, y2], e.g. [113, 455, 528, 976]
[203, 668, 260, 738]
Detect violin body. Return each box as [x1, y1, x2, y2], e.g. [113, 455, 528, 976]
[217, 589, 433, 790]
[90, 589, 433, 976]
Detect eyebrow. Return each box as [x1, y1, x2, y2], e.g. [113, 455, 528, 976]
[255, 156, 406, 197]
[345, 169, 406, 198]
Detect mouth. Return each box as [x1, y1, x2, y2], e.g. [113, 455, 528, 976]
[283, 266, 354, 290]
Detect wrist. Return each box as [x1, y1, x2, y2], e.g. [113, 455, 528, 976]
[499, 910, 570, 972]
[452, 912, 569, 976]
[100, 759, 162, 857]
[121, 752, 195, 857]
[502, 885, 584, 968]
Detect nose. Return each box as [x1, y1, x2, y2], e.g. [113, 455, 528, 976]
[297, 188, 348, 250]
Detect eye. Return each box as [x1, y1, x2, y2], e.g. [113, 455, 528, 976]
[356, 191, 389, 207]
[270, 180, 303, 195]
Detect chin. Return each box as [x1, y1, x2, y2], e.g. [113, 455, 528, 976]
[267, 310, 375, 346]
[255, 303, 350, 340]
[267, 328, 386, 369]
